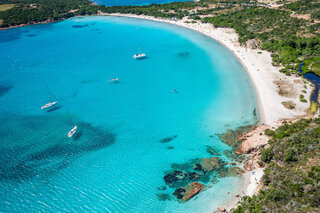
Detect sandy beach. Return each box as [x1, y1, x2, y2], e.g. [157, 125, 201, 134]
[100, 13, 313, 212]
[104, 13, 312, 126]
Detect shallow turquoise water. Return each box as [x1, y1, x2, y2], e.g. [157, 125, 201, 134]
[0, 16, 257, 212]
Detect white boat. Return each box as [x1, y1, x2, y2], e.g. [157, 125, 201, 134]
[133, 53, 147, 60]
[41, 101, 58, 110]
[107, 78, 119, 83]
[68, 125, 77, 138]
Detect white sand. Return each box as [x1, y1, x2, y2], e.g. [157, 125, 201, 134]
[223, 167, 264, 211]
[103, 13, 313, 126]
[246, 168, 264, 196]
[99, 13, 313, 211]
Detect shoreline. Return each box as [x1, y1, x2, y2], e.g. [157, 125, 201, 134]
[0, 14, 314, 212]
[99, 13, 313, 212]
[103, 13, 313, 126]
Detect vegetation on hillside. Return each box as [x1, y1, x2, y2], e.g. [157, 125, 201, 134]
[0, 3, 14, 11]
[282, 0, 320, 19]
[203, 7, 320, 76]
[235, 118, 320, 212]
[0, 0, 94, 27]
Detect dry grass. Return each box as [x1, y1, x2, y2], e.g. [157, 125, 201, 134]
[274, 79, 297, 98]
[0, 4, 15, 11]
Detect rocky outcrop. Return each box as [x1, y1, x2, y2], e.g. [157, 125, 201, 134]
[218, 129, 238, 146]
[206, 145, 220, 155]
[194, 157, 224, 172]
[218, 167, 245, 178]
[235, 125, 270, 154]
[183, 182, 204, 201]
[164, 170, 187, 186]
[218, 206, 226, 212]
[218, 125, 253, 147]
[173, 182, 204, 201]
[162, 156, 227, 202]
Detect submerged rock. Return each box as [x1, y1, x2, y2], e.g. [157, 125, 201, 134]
[173, 188, 186, 199]
[173, 182, 204, 201]
[218, 126, 254, 147]
[218, 206, 226, 212]
[188, 172, 199, 180]
[0, 84, 12, 98]
[206, 145, 220, 156]
[218, 129, 238, 146]
[164, 170, 187, 186]
[199, 157, 223, 172]
[223, 150, 237, 160]
[156, 193, 171, 201]
[218, 167, 245, 178]
[160, 135, 178, 143]
[183, 182, 204, 201]
[211, 177, 219, 184]
[157, 186, 166, 191]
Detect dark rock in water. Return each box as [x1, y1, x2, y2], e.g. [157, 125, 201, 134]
[0, 84, 12, 97]
[72, 24, 89, 28]
[173, 188, 186, 199]
[173, 182, 204, 201]
[177, 51, 190, 58]
[188, 172, 199, 180]
[164, 170, 187, 185]
[156, 193, 171, 201]
[0, 114, 116, 182]
[206, 145, 220, 156]
[157, 186, 167, 191]
[164, 157, 226, 190]
[160, 135, 178, 143]
[167, 146, 174, 150]
[193, 163, 204, 172]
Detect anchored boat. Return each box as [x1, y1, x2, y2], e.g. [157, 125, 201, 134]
[133, 53, 146, 60]
[41, 86, 58, 110]
[107, 78, 119, 83]
[68, 125, 77, 138]
[41, 101, 58, 110]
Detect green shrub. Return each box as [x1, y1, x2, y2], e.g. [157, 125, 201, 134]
[284, 148, 296, 162]
[264, 128, 275, 136]
[261, 148, 273, 163]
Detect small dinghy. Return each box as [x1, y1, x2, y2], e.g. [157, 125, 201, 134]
[68, 125, 77, 138]
[41, 101, 58, 110]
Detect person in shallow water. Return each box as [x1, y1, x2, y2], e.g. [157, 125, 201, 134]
[173, 89, 178, 93]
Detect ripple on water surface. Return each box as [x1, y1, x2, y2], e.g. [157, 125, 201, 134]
[0, 16, 257, 212]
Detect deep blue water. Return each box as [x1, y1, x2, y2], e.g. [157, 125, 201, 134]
[93, 0, 191, 6]
[0, 16, 257, 212]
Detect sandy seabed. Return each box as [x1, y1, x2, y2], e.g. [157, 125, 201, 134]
[102, 13, 313, 211]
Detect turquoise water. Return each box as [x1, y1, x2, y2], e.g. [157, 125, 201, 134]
[93, 0, 191, 6]
[0, 16, 257, 212]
